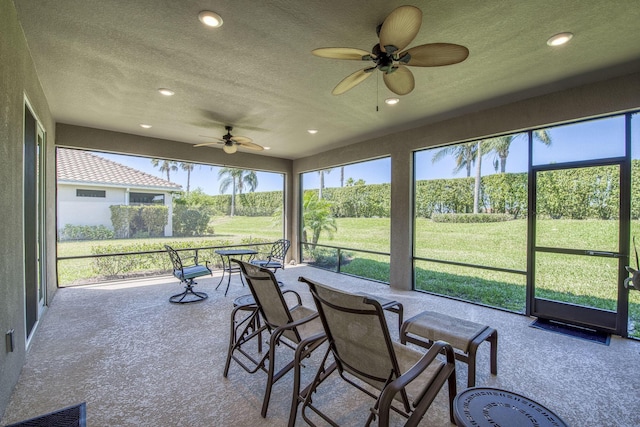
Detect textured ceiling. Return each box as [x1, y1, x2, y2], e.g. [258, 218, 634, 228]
[13, 0, 640, 160]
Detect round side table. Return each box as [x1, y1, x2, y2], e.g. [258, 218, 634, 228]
[453, 387, 568, 427]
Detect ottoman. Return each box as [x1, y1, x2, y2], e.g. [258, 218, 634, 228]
[400, 310, 498, 387]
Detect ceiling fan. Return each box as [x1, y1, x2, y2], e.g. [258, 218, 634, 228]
[312, 5, 469, 96]
[194, 125, 264, 154]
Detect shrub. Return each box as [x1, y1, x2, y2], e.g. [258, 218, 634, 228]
[172, 205, 212, 236]
[431, 213, 513, 223]
[91, 239, 233, 278]
[59, 224, 115, 241]
[305, 247, 352, 269]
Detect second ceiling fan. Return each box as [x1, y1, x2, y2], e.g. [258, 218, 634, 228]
[194, 126, 264, 154]
[312, 5, 469, 96]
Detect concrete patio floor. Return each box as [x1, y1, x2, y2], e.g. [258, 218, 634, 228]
[2, 264, 639, 426]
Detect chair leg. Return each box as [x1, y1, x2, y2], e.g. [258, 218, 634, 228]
[261, 333, 280, 417]
[169, 279, 208, 304]
[288, 335, 327, 427]
[288, 342, 306, 427]
[447, 367, 457, 424]
[490, 329, 498, 375]
[224, 310, 237, 378]
[467, 345, 478, 388]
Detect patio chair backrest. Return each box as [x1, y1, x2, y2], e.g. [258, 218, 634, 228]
[234, 259, 301, 343]
[269, 239, 290, 261]
[300, 277, 401, 390]
[165, 245, 183, 271]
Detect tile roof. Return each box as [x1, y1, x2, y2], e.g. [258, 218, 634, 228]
[57, 148, 182, 190]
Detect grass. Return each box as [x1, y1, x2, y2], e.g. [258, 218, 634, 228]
[56, 216, 640, 338]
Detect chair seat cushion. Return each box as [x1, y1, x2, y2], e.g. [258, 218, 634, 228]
[350, 341, 445, 403]
[251, 260, 283, 268]
[175, 265, 211, 280]
[403, 311, 488, 353]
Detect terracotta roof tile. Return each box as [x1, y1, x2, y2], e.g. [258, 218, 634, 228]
[57, 148, 182, 190]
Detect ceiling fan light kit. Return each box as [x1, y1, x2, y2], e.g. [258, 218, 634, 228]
[222, 143, 237, 154]
[312, 5, 469, 96]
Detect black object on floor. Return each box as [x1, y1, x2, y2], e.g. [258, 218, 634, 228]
[5, 402, 86, 427]
[530, 318, 610, 345]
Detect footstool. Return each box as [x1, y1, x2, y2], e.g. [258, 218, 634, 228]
[400, 310, 498, 387]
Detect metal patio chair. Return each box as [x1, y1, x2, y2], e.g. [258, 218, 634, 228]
[224, 259, 326, 425]
[165, 245, 211, 303]
[298, 276, 458, 427]
[251, 239, 291, 273]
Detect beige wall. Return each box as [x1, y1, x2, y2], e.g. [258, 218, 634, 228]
[0, 0, 57, 417]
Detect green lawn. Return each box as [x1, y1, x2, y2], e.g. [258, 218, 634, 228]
[56, 216, 640, 337]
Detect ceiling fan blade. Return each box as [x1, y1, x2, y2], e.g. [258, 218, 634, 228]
[312, 47, 372, 60]
[379, 5, 422, 53]
[332, 68, 374, 95]
[194, 135, 224, 147]
[383, 66, 415, 95]
[402, 43, 469, 67]
[230, 135, 252, 144]
[236, 140, 264, 151]
[194, 141, 223, 148]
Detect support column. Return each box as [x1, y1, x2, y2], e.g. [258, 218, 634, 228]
[389, 150, 413, 291]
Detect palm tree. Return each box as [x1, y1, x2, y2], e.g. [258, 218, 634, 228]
[317, 168, 333, 199]
[431, 142, 478, 177]
[484, 130, 552, 173]
[179, 162, 195, 193]
[150, 159, 178, 182]
[302, 192, 337, 246]
[473, 141, 482, 214]
[217, 167, 258, 216]
[432, 141, 483, 213]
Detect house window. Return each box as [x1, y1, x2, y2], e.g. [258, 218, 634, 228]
[129, 192, 164, 205]
[76, 189, 106, 198]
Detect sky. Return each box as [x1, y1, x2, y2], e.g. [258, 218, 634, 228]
[89, 113, 639, 195]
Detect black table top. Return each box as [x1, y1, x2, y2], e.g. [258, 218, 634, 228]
[215, 248, 258, 256]
[453, 387, 568, 427]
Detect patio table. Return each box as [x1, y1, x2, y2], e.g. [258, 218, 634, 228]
[453, 387, 568, 427]
[215, 248, 258, 296]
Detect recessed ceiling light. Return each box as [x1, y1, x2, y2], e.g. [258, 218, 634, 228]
[139, 124, 152, 129]
[263, 146, 271, 150]
[307, 129, 318, 134]
[158, 88, 175, 96]
[385, 98, 400, 105]
[198, 11, 223, 28]
[547, 32, 573, 46]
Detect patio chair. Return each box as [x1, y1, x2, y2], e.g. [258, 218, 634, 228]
[251, 239, 291, 273]
[224, 259, 326, 424]
[165, 245, 211, 304]
[298, 276, 458, 427]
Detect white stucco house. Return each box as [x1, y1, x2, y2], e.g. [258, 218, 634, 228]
[57, 148, 182, 237]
